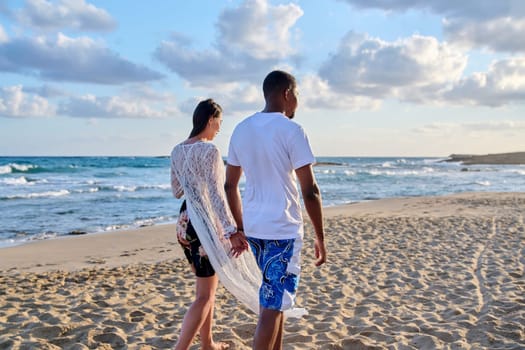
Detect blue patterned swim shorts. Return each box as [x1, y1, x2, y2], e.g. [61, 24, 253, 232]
[247, 237, 303, 311]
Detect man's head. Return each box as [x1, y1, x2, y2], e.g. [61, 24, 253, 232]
[262, 70, 298, 119]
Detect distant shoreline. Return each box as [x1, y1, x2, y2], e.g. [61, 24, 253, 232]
[2, 154, 523, 165]
[443, 151, 525, 165]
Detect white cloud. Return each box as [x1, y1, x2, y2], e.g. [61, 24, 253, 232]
[319, 32, 467, 101]
[412, 122, 457, 135]
[0, 24, 8, 44]
[212, 83, 262, 115]
[155, 39, 272, 86]
[0, 33, 164, 84]
[0, 83, 182, 120]
[217, 0, 303, 60]
[465, 120, 525, 131]
[0, 85, 56, 118]
[179, 83, 262, 118]
[413, 120, 525, 135]
[317, 30, 525, 107]
[444, 58, 525, 106]
[444, 17, 525, 52]
[23, 84, 67, 98]
[58, 86, 179, 119]
[339, 0, 525, 20]
[155, 0, 302, 86]
[15, 0, 116, 32]
[300, 74, 381, 110]
[339, 0, 525, 53]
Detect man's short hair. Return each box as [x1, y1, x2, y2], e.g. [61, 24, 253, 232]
[263, 70, 296, 98]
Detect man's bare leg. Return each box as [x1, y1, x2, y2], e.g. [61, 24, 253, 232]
[253, 308, 284, 350]
[272, 315, 284, 350]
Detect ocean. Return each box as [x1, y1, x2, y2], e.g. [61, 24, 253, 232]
[1, 156, 524, 247]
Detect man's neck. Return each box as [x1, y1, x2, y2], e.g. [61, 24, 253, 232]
[262, 104, 285, 114]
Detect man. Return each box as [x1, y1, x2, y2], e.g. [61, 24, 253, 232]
[225, 70, 326, 350]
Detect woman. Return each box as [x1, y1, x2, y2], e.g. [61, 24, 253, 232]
[170, 99, 259, 350]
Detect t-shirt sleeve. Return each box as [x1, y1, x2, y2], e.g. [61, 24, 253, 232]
[289, 124, 316, 170]
[227, 130, 241, 166]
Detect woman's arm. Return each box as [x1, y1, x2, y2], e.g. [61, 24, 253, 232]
[206, 146, 238, 235]
[170, 160, 184, 198]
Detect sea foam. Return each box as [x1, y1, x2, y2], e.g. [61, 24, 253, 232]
[0, 177, 31, 185]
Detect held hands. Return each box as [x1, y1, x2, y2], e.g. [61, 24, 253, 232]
[314, 238, 326, 266]
[229, 230, 250, 258]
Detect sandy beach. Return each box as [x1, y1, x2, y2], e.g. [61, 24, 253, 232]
[1, 192, 524, 349]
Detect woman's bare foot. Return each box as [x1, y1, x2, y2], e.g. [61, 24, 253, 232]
[202, 341, 229, 350]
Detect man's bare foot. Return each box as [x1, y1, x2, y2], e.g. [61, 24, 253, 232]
[202, 341, 229, 350]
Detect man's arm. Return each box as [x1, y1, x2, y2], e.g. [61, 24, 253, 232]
[225, 164, 249, 254]
[295, 164, 326, 266]
[225, 164, 243, 226]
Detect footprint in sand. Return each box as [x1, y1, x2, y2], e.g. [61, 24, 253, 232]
[129, 310, 145, 322]
[93, 332, 126, 347]
[31, 325, 70, 339]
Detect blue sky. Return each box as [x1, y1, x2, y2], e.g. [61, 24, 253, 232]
[1, 0, 524, 157]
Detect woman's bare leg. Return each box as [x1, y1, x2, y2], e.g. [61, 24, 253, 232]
[174, 275, 219, 350]
[199, 287, 229, 350]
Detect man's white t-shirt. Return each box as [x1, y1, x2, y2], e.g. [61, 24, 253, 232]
[227, 112, 315, 240]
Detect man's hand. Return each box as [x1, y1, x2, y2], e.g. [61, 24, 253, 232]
[230, 231, 250, 258]
[314, 238, 326, 266]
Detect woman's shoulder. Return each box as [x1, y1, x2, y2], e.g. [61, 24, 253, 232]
[192, 141, 219, 151]
[172, 140, 215, 150]
[202, 143, 221, 158]
[170, 143, 184, 158]
[172, 141, 220, 157]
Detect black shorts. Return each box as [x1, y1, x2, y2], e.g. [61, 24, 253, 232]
[179, 201, 215, 278]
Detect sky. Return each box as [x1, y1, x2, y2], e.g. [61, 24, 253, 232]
[1, 0, 524, 157]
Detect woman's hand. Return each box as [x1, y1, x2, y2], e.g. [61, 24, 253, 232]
[230, 231, 249, 257]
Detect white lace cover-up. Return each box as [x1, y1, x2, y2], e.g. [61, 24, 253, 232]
[171, 141, 306, 318]
[171, 141, 261, 314]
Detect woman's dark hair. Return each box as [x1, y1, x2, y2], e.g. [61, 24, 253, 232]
[189, 99, 222, 138]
